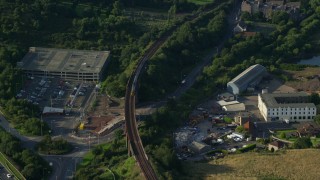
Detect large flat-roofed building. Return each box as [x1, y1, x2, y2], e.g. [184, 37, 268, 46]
[227, 64, 266, 95]
[258, 92, 317, 122]
[18, 47, 110, 81]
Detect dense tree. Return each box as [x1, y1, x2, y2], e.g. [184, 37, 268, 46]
[293, 137, 313, 149]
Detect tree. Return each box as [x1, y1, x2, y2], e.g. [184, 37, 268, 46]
[310, 93, 320, 105]
[293, 137, 312, 149]
[314, 115, 320, 125]
[280, 132, 287, 139]
[235, 125, 245, 133]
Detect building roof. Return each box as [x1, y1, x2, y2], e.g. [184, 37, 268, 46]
[228, 64, 266, 87]
[18, 47, 110, 73]
[42, 107, 64, 114]
[217, 100, 240, 106]
[188, 141, 210, 153]
[259, 92, 316, 108]
[223, 103, 246, 112]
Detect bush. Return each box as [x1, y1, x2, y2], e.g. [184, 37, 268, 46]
[237, 144, 256, 153]
[293, 137, 312, 149]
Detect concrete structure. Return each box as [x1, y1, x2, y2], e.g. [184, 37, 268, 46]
[18, 47, 110, 81]
[217, 92, 235, 101]
[227, 64, 267, 95]
[268, 141, 285, 151]
[258, 92, 317, 122]
[42, 107, 64, 115]
[234, 112, 253, 125]
[222, 103, 246, 112]
[217, 100, 240, 106]
[188, 141, 211, 154]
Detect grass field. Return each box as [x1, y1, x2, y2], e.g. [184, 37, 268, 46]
[183, 149, 320, 180]
[0, 152, 25, 180]
[188, 0, 213, 5]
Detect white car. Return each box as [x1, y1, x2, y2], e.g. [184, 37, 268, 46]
[7, 174, 12, 178]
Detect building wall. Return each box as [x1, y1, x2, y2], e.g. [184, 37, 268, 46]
[258, 94, 317, 122]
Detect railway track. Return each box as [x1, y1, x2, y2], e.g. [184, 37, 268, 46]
[124, 1, 236, 179]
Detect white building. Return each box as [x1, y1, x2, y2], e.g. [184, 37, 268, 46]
[227, 64, 266, 95]
[258, 92, 317, 122]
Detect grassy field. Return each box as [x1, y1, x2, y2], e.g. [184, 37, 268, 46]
[183, 149, 320, 180]
[0, 152, 25, 180]
[188, 0, 213, 5]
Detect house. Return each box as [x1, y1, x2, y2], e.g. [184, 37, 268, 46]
[297, 123, 320, 137]
[268, 141, 285, 151]
[234, 112, 252, 125]
[241, 0, 252, 14]
[244, 121, 255, 133]
[234, 21, 247, 33]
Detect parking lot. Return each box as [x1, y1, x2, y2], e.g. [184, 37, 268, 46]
[16, 76, 97, 135]
[17, 76, 95, 110]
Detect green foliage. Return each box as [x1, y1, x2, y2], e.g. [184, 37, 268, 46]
[314, 115, 320, 125]
[223, 117, 233, 123]
[0, 127, 50, 179]
[235, 125, 245, 133]
[37, 135, 73, 155]
[293, 137, 313, 149]
[237, 144, 256, 153]
[309, 93, 320, 105]
[280, 132, 287, 139]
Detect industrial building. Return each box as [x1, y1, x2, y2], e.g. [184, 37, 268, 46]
[18, 47, 110, 81]
[258, 92, 317, 122]
[227, 64, 266, 95]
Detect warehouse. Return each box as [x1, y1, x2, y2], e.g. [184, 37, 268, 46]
[258, 92, 317, 122]
[227, 64, 266, 95]
[18, 47, 110, 81]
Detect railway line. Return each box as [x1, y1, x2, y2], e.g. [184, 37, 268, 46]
[125, 38, 165, 180]
[124, 1, 238, 179]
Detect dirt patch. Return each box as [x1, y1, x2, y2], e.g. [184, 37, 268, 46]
[284, 67, 320, 93]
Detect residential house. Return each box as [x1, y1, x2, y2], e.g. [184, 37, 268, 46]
[234, 21, 247, 33]
[234, 112, 252, 125]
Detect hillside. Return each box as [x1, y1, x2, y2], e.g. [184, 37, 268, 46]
[183, 149, 320, 180]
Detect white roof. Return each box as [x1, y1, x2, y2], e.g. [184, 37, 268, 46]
[223, 103, 246, 112]
[217, 100, 240, 106]
[43, 107, 64, 114]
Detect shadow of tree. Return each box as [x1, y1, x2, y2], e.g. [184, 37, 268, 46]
[178, 162, 234, 180]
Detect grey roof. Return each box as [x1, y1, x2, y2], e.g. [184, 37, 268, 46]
[18, 47, 110, 73]
[228, 64, 266, 87]
[260, 92, 316, 108]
